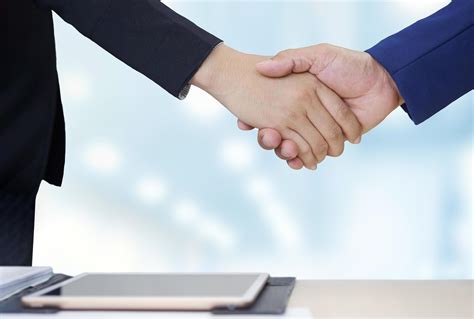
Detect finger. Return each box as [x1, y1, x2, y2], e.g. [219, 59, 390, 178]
[288, 112, 329, 163]
[279, 139, 299, 159]
[282, 128, 319, 170]
[314, 82, 363, 144]
[274, 139, 299, 160]
[305, 81, 345, 157]
[257, 128, 282, 150]
[237, 119, 255, 131]
[287, 158, 305, 170]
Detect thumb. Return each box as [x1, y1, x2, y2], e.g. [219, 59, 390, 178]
[256, 54, 313, 78]
[256, 56, 295, 78]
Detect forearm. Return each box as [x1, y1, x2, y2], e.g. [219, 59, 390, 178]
[366, 0, 474, 124]
[37, 0, 222, 98]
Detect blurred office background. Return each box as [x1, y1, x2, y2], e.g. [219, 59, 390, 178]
[33, 0, 472, 279]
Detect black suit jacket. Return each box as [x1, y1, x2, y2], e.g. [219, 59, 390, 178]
[2, 0, 221, 193]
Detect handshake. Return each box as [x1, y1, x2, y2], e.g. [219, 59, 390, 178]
[191, 43, 403, 170]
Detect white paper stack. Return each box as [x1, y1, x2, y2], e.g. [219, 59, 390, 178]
[0, 266, 52, 301]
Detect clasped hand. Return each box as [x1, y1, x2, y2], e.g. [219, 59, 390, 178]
[192, 44, 402, 170]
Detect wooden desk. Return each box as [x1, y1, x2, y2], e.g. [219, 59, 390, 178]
[289, 280, 473, 318]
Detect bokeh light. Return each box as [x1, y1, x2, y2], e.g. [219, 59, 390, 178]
[34, 0, 472, 279]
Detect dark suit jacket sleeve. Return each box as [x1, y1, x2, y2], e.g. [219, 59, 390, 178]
[366, 0, 473, 124]
[36, 0, 222, 98]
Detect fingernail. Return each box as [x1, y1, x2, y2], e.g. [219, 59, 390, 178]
[310, 165, 317, 171]
[262, 133, 272, 147]
[354, 136, 362, 144]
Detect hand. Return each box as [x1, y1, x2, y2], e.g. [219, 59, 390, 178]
[191, 44, 362, 169]
[238, 43, 403, 169]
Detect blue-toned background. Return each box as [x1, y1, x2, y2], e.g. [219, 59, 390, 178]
[33, 0, 472, 279]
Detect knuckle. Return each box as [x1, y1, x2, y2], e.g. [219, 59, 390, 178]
[282, 108, 300, 123]
[294, 88, 314, 104]
[299, 143, 311, 156]
[315, 142, 328, 162]
[318, 141, 329, 153]
[327, 124, 343, 142]
[317, 43, 330, 50]
[294, 58, 305, 70]
[279, 49, 295, 57]
[316, 43, 332, 55]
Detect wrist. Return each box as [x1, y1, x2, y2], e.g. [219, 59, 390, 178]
[190, 44, 242, 99]
[366, 53, 405, 111]
[383, 67, 404, 107]
[372, 56, 404, 108]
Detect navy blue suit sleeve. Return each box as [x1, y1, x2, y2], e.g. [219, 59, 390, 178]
[36, 0, 222, 98]
[366, 0, 474, 124]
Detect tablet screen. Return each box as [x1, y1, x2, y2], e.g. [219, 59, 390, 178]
[43, 273, 266, 297]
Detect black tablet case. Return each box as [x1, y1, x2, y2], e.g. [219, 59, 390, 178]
[0, 274, 295, 315]
[213, 277, 296, 315]
[0, 273, 71, 314]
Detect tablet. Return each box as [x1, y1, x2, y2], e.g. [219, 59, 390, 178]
[22, 273, 269, 310]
